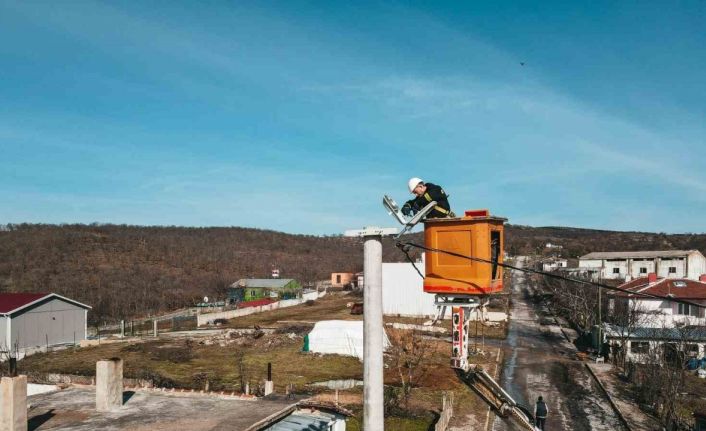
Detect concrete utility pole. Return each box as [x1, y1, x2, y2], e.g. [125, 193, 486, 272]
[345, 226, 397, 431]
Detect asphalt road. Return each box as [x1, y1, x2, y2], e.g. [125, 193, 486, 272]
[491, 258, 627, 431]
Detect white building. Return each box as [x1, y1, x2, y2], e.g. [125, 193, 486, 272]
[0, 292, 91, 356]
[579, 250, 706, 280]
[542, 258, 568, 272]
[604, 325, 706, 364]
[605, 274, 706, 363]
[609, 274, 706, 327]
[382, 258, 437, 318]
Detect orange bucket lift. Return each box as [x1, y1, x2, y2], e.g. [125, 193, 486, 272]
[423, 209, 506, 296]
[383, 197, 507, 370]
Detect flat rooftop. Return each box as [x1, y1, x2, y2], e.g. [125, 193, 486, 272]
[580, 250, 699, 259]
[28, 387, 300, 431]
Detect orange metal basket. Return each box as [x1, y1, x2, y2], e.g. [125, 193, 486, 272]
[423, 209, 506, 296]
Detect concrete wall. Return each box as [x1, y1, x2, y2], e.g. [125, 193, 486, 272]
[689, 252, 706, 279]
[628, 259, 656, 277]
[657, 258, 687, 278]
[197, 291, 326, 326]
[381, 261, 439, 318]
[9, 298, 86, 351]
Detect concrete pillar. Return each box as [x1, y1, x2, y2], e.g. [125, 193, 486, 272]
[96, 358, 123, 411]
[120, 320, 125, 338]
[363, 234, 384, 431]
[244, 382, 249, 395]
[264, 362, 274, 395]
[153, 320, 158, 337]
[0, 375, 27, 431]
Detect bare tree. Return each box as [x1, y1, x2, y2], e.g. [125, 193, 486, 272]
[606, 298, 659, 368]
[386, 329, 434, 410]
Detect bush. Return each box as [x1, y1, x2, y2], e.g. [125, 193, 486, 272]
[213, 318, 228, 325]
[305, 300, 315, 306]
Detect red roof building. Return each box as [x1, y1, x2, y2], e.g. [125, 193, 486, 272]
[0, 293, 50, 314]
[1, 292, 91, 354]
[610, 274, 706, 327]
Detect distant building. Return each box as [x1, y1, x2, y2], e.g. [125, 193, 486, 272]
[0, 292, 91, 355]
[330, 272, 354, 289]
[545, 243, 563, 250]
[227, 279, 302, 304]
[541, 258, 568, 272]
[579, 250, 706, 280]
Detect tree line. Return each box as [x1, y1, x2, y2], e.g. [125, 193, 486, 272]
[2, 223, 705, 325]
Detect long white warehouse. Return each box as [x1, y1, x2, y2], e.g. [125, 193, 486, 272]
[579, 250, 706, 281]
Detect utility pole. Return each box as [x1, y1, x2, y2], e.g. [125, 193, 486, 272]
[597, 273, 602, 357]
[345, 226, 397, 431]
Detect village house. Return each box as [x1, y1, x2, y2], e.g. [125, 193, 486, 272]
[541, 258, 568, 272]
[330, 272, 355, 289]
[608, 273, 706, 327]
[605, 274, 706, 363]
[227, 278, 302, 304]
[579, 250, 706, 280]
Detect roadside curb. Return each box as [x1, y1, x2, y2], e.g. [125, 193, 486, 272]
[584, 364, 632, 431]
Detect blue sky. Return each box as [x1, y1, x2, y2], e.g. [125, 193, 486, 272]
[1, 1, 704, 234]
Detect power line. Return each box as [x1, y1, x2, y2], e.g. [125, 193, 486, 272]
[396, 241, 706, 310]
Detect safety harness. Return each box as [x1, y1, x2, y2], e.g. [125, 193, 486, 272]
[423, 192, 454, 217]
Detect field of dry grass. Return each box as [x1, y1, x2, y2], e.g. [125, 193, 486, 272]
[20, 293, 505, 429]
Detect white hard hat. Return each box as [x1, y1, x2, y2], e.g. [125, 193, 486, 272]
[408, 177, 423, 193]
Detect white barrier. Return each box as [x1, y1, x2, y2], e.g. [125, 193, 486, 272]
[197, 290, 327, 326]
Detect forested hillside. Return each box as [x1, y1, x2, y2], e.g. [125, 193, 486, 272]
[1, 223, 705, 325]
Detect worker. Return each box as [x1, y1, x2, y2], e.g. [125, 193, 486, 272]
[535, 396, 548, 430]
[401, 177, 454, 219]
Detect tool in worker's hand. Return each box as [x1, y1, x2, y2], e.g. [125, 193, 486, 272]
[382, 195, 437, 239]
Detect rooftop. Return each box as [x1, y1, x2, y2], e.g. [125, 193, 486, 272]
[605, 324, 706, 341]
[26, 386, 300, 431]
[580, 250, 701, 260]
[0, 292, 91, 315]
[230, 279, 296, 289]
[613, 276, 706, 300]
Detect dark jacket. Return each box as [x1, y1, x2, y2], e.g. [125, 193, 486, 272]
[535, 400, 548, 418]
[404, 183, 452, 219]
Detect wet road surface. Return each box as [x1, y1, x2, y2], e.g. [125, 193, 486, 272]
[491, 258, 627, 431]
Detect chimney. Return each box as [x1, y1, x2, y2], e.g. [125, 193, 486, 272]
[648, 273, 657, 283]
[700, 274, 706, 283]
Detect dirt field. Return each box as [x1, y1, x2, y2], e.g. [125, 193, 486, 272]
[20, 293, 506, 429]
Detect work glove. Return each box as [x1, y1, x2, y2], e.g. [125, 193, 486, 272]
[401, 203, 413, 216]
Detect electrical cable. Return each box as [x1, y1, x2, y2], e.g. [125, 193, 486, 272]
[396, 240, 706, 310]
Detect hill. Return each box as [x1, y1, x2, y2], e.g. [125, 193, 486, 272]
[1, 223, 705, 324]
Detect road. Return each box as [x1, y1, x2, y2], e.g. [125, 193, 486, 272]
[491, 257, 627, 431]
